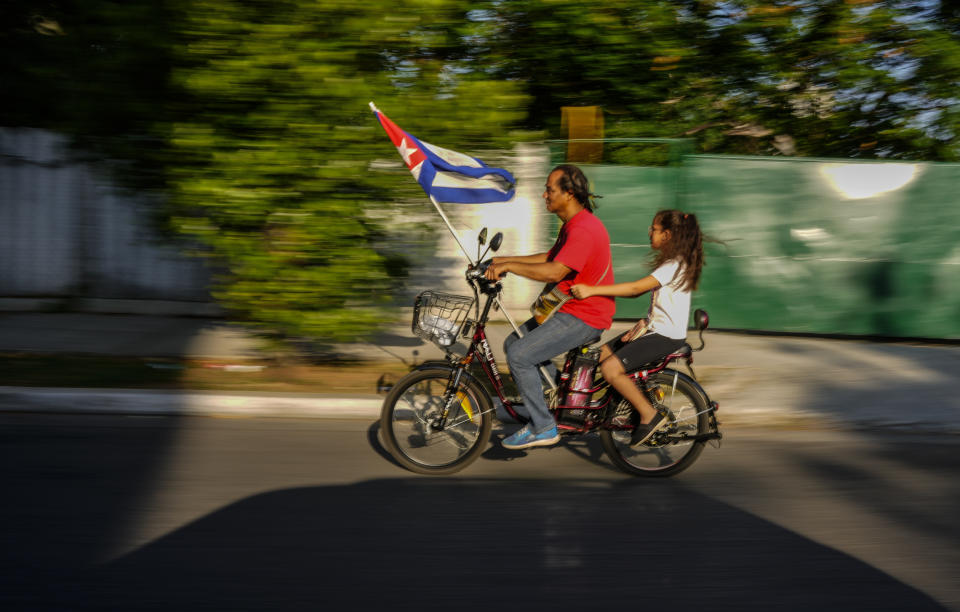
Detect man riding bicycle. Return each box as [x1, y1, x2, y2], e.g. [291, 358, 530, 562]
[484, 164, 615, 450]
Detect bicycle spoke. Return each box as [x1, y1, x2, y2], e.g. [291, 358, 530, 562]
[599, 370, 709, 477]
[381, 370, 493, 473]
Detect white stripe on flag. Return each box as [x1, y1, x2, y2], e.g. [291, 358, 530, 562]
[432, 169, 513, 194]
[421, 141, 484, 168]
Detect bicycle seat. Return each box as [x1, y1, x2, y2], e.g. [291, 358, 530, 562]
[631, 343, 692, 371]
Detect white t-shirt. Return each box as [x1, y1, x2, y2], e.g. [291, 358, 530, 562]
[647, 259, 690, 340]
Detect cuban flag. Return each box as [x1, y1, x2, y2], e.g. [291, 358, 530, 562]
[370, 102, 516, 204]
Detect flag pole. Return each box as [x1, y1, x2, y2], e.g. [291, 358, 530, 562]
[429, 195, 474, 263]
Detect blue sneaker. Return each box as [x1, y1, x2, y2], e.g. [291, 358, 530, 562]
[502, 425, 560, 450]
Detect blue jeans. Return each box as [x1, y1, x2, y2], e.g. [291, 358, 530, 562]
[504, 313, 603, 433]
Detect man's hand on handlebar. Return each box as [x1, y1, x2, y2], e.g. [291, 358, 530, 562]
[467, 259, 501, 285]
[484, 260, 508, 281]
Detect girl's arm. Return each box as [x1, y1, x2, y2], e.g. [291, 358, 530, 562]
[570, 274, 661, 299]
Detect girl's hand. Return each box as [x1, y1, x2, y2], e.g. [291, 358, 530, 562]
[622, 318, 649, 342]
[570, 283, 593, 299]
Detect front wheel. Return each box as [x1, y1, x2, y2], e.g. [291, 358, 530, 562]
[380, 369, 493, 475]
[600, 370, 710, 477]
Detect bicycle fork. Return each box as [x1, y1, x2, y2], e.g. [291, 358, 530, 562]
[430, 367, 470, 431]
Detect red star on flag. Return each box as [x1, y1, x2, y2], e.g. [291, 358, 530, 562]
[374, 109, 426, 172]
[396, 137, 425, 177]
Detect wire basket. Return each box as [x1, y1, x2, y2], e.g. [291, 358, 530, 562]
[412, 291, 475, 347]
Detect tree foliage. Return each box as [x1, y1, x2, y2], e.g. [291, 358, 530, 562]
[0, 0, 175, 173]
[161, 0, 526, 343]
[481, 0, 960, 160]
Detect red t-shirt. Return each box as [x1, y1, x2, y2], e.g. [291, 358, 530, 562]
[547, 209, 615, 330]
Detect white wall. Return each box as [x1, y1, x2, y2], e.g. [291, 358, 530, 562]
[0, 128, 212, 311]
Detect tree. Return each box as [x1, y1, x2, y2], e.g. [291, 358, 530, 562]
[163, 0, 527, 344]
[0, 0, 175, 174]
[481, 0, 960, 161]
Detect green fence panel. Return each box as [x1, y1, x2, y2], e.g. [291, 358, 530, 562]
[547, 143, 960, 339]
[682, 155, 960, 339]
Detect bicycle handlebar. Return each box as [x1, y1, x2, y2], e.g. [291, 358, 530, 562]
[465, 260, 487, 280]
[466, 259, 501, 295]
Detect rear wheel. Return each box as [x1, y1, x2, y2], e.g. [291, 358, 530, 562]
[380, 369, 493, 475]
[599, 370, 709, 477]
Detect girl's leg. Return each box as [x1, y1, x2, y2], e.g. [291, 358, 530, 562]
[600, 333, 686, 424]
[599, 348, 657, 423]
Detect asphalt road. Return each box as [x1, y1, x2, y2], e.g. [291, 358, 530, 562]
[2, 413, 959, 611]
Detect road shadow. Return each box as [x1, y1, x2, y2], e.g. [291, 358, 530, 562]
[13, 478, 947, 611]
[0, 413, 186, 610]
[366, 420, 408, 471]
[481, 425, 623, 475]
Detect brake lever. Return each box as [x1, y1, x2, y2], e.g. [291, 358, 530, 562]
[467, 259, 502, 295]
[468, 258, 493, 280]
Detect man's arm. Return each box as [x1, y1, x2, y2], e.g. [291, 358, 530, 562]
[485, 255, 571, 283]
[491, 253, 549, 265]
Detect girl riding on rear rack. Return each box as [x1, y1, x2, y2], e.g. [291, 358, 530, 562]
[571, 209, 704, 447]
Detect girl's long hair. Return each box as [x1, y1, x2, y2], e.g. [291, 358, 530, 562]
[651, 209, 704, 291]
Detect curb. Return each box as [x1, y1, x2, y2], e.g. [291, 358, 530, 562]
[0, 387, 384, 419]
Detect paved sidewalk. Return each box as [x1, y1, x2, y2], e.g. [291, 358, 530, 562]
[1, 312, 959, 432]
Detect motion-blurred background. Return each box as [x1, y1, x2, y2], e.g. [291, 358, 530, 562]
[3, 0, 959, 347]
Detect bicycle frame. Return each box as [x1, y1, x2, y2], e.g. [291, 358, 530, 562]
[432, 283, 713, 438]
[443, 290, 519, 418]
